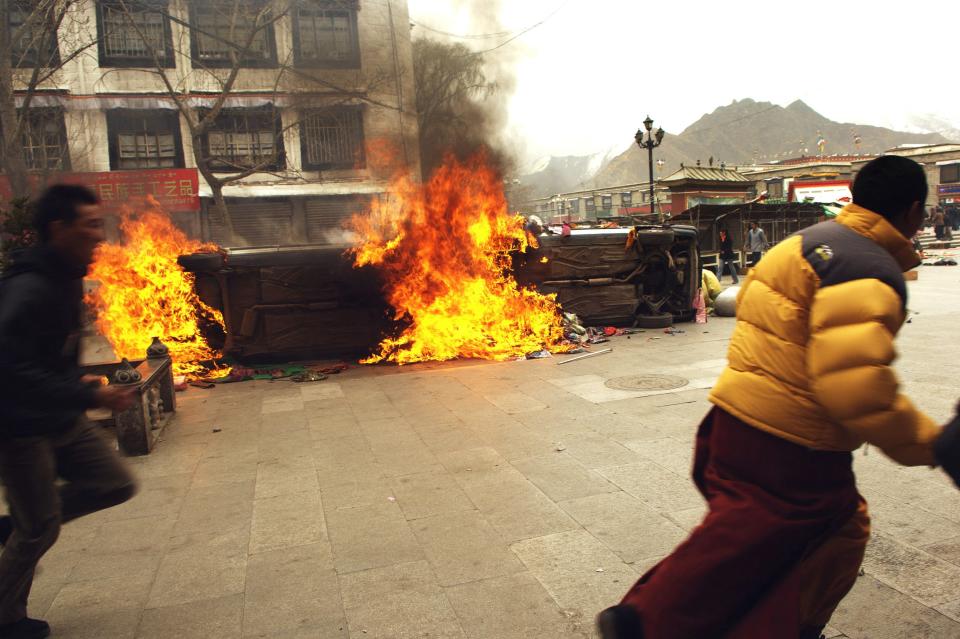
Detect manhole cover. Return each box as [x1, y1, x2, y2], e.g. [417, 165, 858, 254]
[605, 374, 689, 392]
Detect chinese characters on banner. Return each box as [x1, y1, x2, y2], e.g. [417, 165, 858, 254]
[0, 168, 200, 212]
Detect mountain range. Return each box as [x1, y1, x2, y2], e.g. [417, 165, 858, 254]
[519, 99, 953, 198]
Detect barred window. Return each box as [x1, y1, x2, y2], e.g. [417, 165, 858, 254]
[203, 108, 284, 171]
[97, 1, 173, 67]
[584, 197, 596, 213]
[568, 198, 579, 214]
[20, 109, 69, 171]
[191, 1, 276, 67]
[600, 194, 612, 211]
[300, 108, 363, 170]
[621, 192, 632, 207]
[8, 1, 60, 67]
[294, 1, 360, 68]
[107, 110, 182, 170]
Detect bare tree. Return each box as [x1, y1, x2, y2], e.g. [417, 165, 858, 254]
[109, 0, 403, 244]
[0, 0, 101, 198]
[412, 38, 496, 177]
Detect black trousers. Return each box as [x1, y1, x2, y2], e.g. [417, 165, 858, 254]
[0, 420, 136, 623]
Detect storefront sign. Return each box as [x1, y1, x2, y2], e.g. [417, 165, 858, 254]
[0, 168, 200, 212]
[789, 180, 852, 204]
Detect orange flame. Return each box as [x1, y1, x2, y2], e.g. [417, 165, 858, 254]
[86, 199, 225, 377]
[350, 153, 565, 364]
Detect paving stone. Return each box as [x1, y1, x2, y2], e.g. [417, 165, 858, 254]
[391, 470, 475, 520]
[831, 574, 960, 638]
[243, 543, 344, 638]
[454, 467, 579, 542]
[147, 527, 249, 609]
[444, 571, 580, 639]
[410, 510, 524, 586]
[136, 594, 244, 639]
[861, 532, 960, 607]
[559, 491, 688, 564]
[250, 489, 327, 554]
[558, 432, 640, 469]
[174, 480, 255, 536]
[339, 560, 465, 638]
[510, 529, 640, 619]
[511, 453, 619, 502]
[596, 460, 704, 513]
[325, 500, 424, 574]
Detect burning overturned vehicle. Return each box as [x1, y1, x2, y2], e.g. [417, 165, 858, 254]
[176, 157, 699, 366]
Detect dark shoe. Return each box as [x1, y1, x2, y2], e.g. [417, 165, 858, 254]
[0, 618, 51, 639]
[596, 604, 644, 638]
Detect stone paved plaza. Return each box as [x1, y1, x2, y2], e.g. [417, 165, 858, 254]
[24, 264, 960, 638]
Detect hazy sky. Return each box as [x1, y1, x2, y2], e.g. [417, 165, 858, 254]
[406, 0, 959, 166]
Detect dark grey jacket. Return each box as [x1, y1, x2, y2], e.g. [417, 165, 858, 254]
[0, 247, 98, 437]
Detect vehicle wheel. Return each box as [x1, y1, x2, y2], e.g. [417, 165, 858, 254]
[634, 228, 675, 246]
[634, 312, 673, 329]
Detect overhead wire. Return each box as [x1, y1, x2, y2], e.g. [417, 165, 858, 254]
[410, 0, 572, 53]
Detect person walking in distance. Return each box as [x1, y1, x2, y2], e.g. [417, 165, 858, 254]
[0, 185, 138, 639]
[718, 227, 739, 284]
[745, 221, 768, 266]
[596, 155, 959, 639]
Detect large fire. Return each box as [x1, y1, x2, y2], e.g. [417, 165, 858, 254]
[86, 199, 225, 377]
[350, 153, 565, 364]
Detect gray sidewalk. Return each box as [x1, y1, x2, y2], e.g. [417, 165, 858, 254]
[24, 265, 960, 638]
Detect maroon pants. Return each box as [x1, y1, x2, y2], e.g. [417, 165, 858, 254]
[620, 408, 860, 639]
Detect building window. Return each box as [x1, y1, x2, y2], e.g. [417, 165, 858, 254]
[299, 107, 364, 170]
[600, 194, 612, 211]
[568, 198, 579, 214]
[19, 108, 70, 171]
[293, 0, 360, 68]
[767, 179, 784, 199]
[584, 197, 596, 213]
[107, 109, 183, 170]
[621, 192, 632, 207]
[8, 1, 60, 67]
[190, 1, 277, 68]
[203, 108, 284, 171]
[97, 0, 174, 68]
[942, 164, 960, 184]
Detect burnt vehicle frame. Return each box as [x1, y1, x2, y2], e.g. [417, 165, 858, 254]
[179, 223, 699, 362]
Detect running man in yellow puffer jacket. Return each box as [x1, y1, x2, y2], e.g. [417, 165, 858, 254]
[599, 156, 953, 639]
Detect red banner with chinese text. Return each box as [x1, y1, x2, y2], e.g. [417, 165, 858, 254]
[0, 168, 200, 212]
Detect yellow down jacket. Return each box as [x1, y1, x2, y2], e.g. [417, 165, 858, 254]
[709, 204, 940, 466]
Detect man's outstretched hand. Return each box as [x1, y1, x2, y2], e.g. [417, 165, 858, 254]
[93, 385, 138, 412]
[934, 404, 960, 489]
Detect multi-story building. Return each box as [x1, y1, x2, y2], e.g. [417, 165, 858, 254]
[8, 0, 420, 246]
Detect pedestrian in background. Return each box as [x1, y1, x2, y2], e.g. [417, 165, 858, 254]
[933, 206, 946, 240]
[0, 185, 138, 639]
[718, 227, 739, 284]
[597, 155, 958, 639]
[745, 221, 768, 266]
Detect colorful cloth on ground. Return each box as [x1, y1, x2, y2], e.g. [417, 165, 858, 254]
[619, 408, 866, 639]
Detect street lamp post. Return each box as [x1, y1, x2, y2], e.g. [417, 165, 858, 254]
[635, 115, 666, 223]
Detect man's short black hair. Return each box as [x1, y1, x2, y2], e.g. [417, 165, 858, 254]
[33, 184, 100, 243]
[852, 156, 928, 221]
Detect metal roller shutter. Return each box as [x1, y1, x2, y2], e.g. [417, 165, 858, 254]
[305, 195, 372, 244]
[209, 199, 293, 247]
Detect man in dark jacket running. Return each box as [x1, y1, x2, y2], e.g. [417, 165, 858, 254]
[0, 185, 137, 639]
